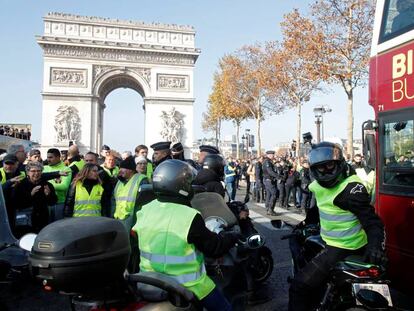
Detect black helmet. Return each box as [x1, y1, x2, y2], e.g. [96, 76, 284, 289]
[308, 142, 346, 188]
[202, 154, 225, 178]
[152, 159, 197, 199]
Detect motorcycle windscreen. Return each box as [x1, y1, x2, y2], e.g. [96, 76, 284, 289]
[0, 187, 17, 244]
[191, 192, 238, 227]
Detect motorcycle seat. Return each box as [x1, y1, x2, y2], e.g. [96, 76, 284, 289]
[334, 255, 374, 271]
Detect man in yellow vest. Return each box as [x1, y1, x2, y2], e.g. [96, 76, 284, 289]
[101, 150, 120, 179]
[67, 144, 85, 179]
[133, 160, 239, 310]
[134, 145, 153, 181]
[113, 156, 148, 230]
[288, 142, 387, 311]
[43, 148, 72, 222]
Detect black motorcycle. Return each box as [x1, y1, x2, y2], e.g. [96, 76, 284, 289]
[0, 187, 37, 309]
[277, 221, 393, 311]
[191, 192, 273, 309]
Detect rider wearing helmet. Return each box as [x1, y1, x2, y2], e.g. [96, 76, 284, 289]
[193, 154, 226, 197]
[133, 160, 238, 311]
[288, 142, 387, 311]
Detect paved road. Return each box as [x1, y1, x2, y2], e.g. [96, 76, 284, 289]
[1, 186, 305, 311]
[246, 193, 305, 311]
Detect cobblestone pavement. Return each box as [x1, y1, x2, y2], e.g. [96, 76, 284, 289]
[1, 186, 305, 311]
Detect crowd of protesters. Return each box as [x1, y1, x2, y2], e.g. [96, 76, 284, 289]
[0, 140, 376, 240]
[0, 142, 223, 239]
[222, 151, 374, 217]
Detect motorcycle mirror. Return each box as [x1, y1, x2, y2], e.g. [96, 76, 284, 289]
[247, 234, 265, 249]
[18, 233, 37, 251]
[270, 219, 283, 229]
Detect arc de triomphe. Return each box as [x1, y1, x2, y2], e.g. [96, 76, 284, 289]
[37, 13, 200, 155]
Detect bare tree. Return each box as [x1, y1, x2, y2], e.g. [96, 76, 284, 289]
[264, 10, 325, 157]
[310, 0, 375, 156]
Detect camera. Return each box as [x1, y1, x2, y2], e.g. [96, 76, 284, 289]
[302, 132, 313, 144]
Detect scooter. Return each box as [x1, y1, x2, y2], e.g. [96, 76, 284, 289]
[274, 220, 393, 310]
[25, 215, 265, 311]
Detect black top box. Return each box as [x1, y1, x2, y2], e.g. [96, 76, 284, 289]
[29, 217, 131, 294]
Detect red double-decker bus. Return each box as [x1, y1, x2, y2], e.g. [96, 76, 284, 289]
[366, 0, 414, 295]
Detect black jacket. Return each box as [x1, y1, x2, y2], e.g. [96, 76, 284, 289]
[11, 178, 57, 233]
[193, 169, 225, 198]
[255, 162, 263, 182]
[300, 168, 312, 193]
[262, 159, 279, 180]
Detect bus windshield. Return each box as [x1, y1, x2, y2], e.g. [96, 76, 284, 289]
[380, 0, 414, 43]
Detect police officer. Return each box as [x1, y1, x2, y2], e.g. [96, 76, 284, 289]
[276, 159, 288, 208]
[171, 142, 198, 169]
[288, 142, 387, 311]
[193, 154, 226, 197]
[198, 145, 220, 170]
[132, 160, 239, 310]
[262, 151, 279, 216]
[150, 141, 172, 168]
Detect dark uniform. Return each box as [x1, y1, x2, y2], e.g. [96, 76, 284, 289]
[276, 162, 288, 208]
[171, 142, 198, 169]
[150, 141, 172, 168]
[262, 151, 279, 216]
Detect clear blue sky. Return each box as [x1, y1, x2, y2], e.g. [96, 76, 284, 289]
[0, 0, 373, 152]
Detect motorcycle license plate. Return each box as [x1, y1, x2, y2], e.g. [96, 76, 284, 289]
[352, 283, 393, 307]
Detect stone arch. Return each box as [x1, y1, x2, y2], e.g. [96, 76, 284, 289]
[93, 67, 151, 100]
[37, 13, 199, 155]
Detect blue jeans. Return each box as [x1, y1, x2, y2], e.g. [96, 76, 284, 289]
[225, 181, 236, 201]
[201, 287, 232, 311]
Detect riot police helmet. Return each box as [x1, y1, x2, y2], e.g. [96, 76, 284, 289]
[152, 159, 197, 199]
[202, 154, 225, 178]
[308, 141, 346, 188]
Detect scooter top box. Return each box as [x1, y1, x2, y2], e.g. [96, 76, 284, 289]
[29, 217, 130, 293]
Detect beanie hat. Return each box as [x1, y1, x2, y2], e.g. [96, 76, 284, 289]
[120, 156, 136, 171]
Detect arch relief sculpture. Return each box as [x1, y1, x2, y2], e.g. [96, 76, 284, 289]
[54, 105, 81, 143]
[160, 107, 185, 143]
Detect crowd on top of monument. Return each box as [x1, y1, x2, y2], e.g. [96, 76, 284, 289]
[0, 125, 31, 141]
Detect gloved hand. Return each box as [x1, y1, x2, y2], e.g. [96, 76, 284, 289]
[219, 230, 243, 244]
[294, 221, 305, 230]
[363, 246, 388, 267]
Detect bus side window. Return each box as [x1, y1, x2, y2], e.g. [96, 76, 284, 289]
[380, 0, 414, 42]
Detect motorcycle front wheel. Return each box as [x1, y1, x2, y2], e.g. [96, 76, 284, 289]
[251, 247, 273, 283]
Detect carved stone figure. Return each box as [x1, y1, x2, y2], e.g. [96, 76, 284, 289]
[160, 108, 184, 143]
[54, 105, 81, 142]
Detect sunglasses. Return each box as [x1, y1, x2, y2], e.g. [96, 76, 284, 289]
[314, 161, 336, 173]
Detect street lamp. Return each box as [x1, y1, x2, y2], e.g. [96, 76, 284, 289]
[241, 134, 247, 158]
[313, 105, 332, 143]
[245, 129, 250, 158]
